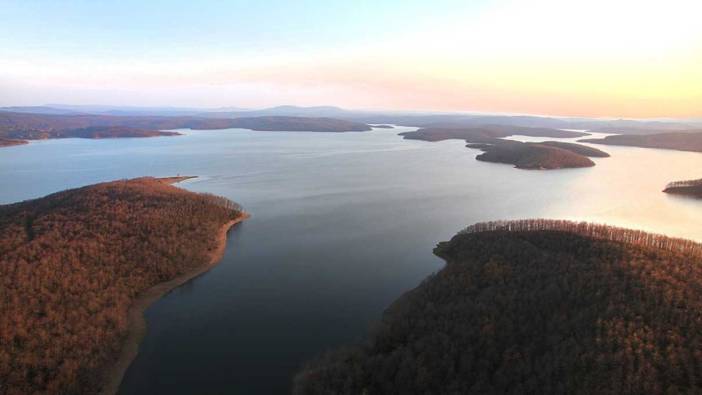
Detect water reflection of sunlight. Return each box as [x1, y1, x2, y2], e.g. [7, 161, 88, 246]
[541, 143, 702, 240]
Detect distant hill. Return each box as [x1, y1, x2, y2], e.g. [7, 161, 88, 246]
[0, 177, 244, 394]
[0, 138, 28, 147]
[538, 141, 610, 157]
[346, 113, 698, 133]
[468, 140, 598, 169]
[46, 104, 247, 117]
[0, 112, 372, 146]
[202, 105, 352, 118]
[295, 220, 702, 394]
[224, 116, 371, 132]
[663, 178, 702, 198]
[399, 127, 605, 170]
[398, 126, 589, 142]
[4, 105, 699, 133]
[0, 126, 179, 143]
[0, 106, 81, 115]
[580, 131, 702, 153]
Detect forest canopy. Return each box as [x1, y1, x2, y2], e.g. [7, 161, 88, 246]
[0, 177, 243, 395]
[295, 220, 702, 394]
[580, 131, 702, 153]
[664, 178, 702, 198]
[0, 111, 372, 146]
[467, 140, 598, 169]
[399, 126, 606, 170]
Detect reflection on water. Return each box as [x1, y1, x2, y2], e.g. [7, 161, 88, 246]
[1, 127, 701, 394]
[504, 132, 702, 238]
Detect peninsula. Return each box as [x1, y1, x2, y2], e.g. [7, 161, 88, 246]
[663, 178, 702, 198]
[400, 127, 605, 169]
[0, 137, 28, 147]
[0, 111, 373, 147]
[295, 220, 702, 394]
[468, 140, 598, 169]
[580, 131, 702, 153]
[398, 125, 589, 142]
[0, 177, 246, 395]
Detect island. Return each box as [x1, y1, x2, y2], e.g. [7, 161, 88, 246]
[0, 177, 247, 395]
[295, 220, 702, 394]
[370, 124, 394, 129]
[0, 137, 28, 147]
[663, 178, 702, 198]
[468, 140, 597, 169]
[580, 131, 702, 153]
[398, 125, 590, 142]
[8, 126, 181, 140]
[537, 141, 610, 157]
[399, 127, 606, 169]
[0, 111, 373, 147]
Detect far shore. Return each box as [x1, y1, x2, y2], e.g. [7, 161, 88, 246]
[99, 211, 250, 395]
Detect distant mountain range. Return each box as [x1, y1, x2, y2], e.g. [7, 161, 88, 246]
[1, 104, 701, 135]
[0, 104, 250, 117]
[0, 111, 373, 146]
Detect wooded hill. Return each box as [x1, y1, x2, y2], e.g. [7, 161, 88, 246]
[581, 131, 702, 153]
[0, 111, 373, 146]
[295, 219, 702, 394]
[467, 140, 600, 169]
[399, 127, 608, 170]
[664, 178, 702, 198]
[0, 177, 243, 394]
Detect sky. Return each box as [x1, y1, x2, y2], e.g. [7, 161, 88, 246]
[1, 0, 701, 118]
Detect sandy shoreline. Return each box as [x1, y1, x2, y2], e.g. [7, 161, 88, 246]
[99, 211, 250, 395]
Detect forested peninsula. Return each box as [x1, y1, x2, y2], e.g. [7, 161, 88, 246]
[664, 178, 702, 198]
[0, 177, 246, 394]
[0, 112, 373, 147]
[0, 138, 28, 147]
[295, 220, 702, 394]
[399, 127, 607, 169]
[467, 140, 603, 169]
[580, 131, 702, 153]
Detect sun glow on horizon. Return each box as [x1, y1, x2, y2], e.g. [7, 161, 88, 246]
[1, 0, 701, 118]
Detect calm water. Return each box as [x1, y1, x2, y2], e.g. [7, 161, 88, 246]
[1, 127, 701, 394]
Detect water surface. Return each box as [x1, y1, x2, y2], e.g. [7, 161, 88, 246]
[1, 127, 701, 394]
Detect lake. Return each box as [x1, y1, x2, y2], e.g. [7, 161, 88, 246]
[1, 126, 701, 394]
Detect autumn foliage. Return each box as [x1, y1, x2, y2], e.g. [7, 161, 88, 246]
[0, 177, 242, 394]
[295, 220, 702, 394]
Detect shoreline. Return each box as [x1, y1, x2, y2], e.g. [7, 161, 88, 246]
[99, 211, 250, 395]
[664, 188, 702, 199]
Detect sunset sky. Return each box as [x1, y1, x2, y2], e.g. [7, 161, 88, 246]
[2, 0, 701, 118]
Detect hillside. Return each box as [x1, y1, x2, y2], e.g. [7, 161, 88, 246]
[399, 127, 602, 169]
[1, 126, 181, 142]
[468, 140, 596, 169]
[295, 220, 702, 394]
[580, 131, 702, 153]
[0, 112, 372, 146]
[4, 106, 700, 133]
[224, 116, 371, 132]
[399, 125, 588, 142]
[537, 141, 610, 157]
[664, 178, 702, 198]
[0, 177, 244, 394]
[0, 138, 28, 147]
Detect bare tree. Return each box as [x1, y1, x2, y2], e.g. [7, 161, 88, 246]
[460, 219, 702, 257]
